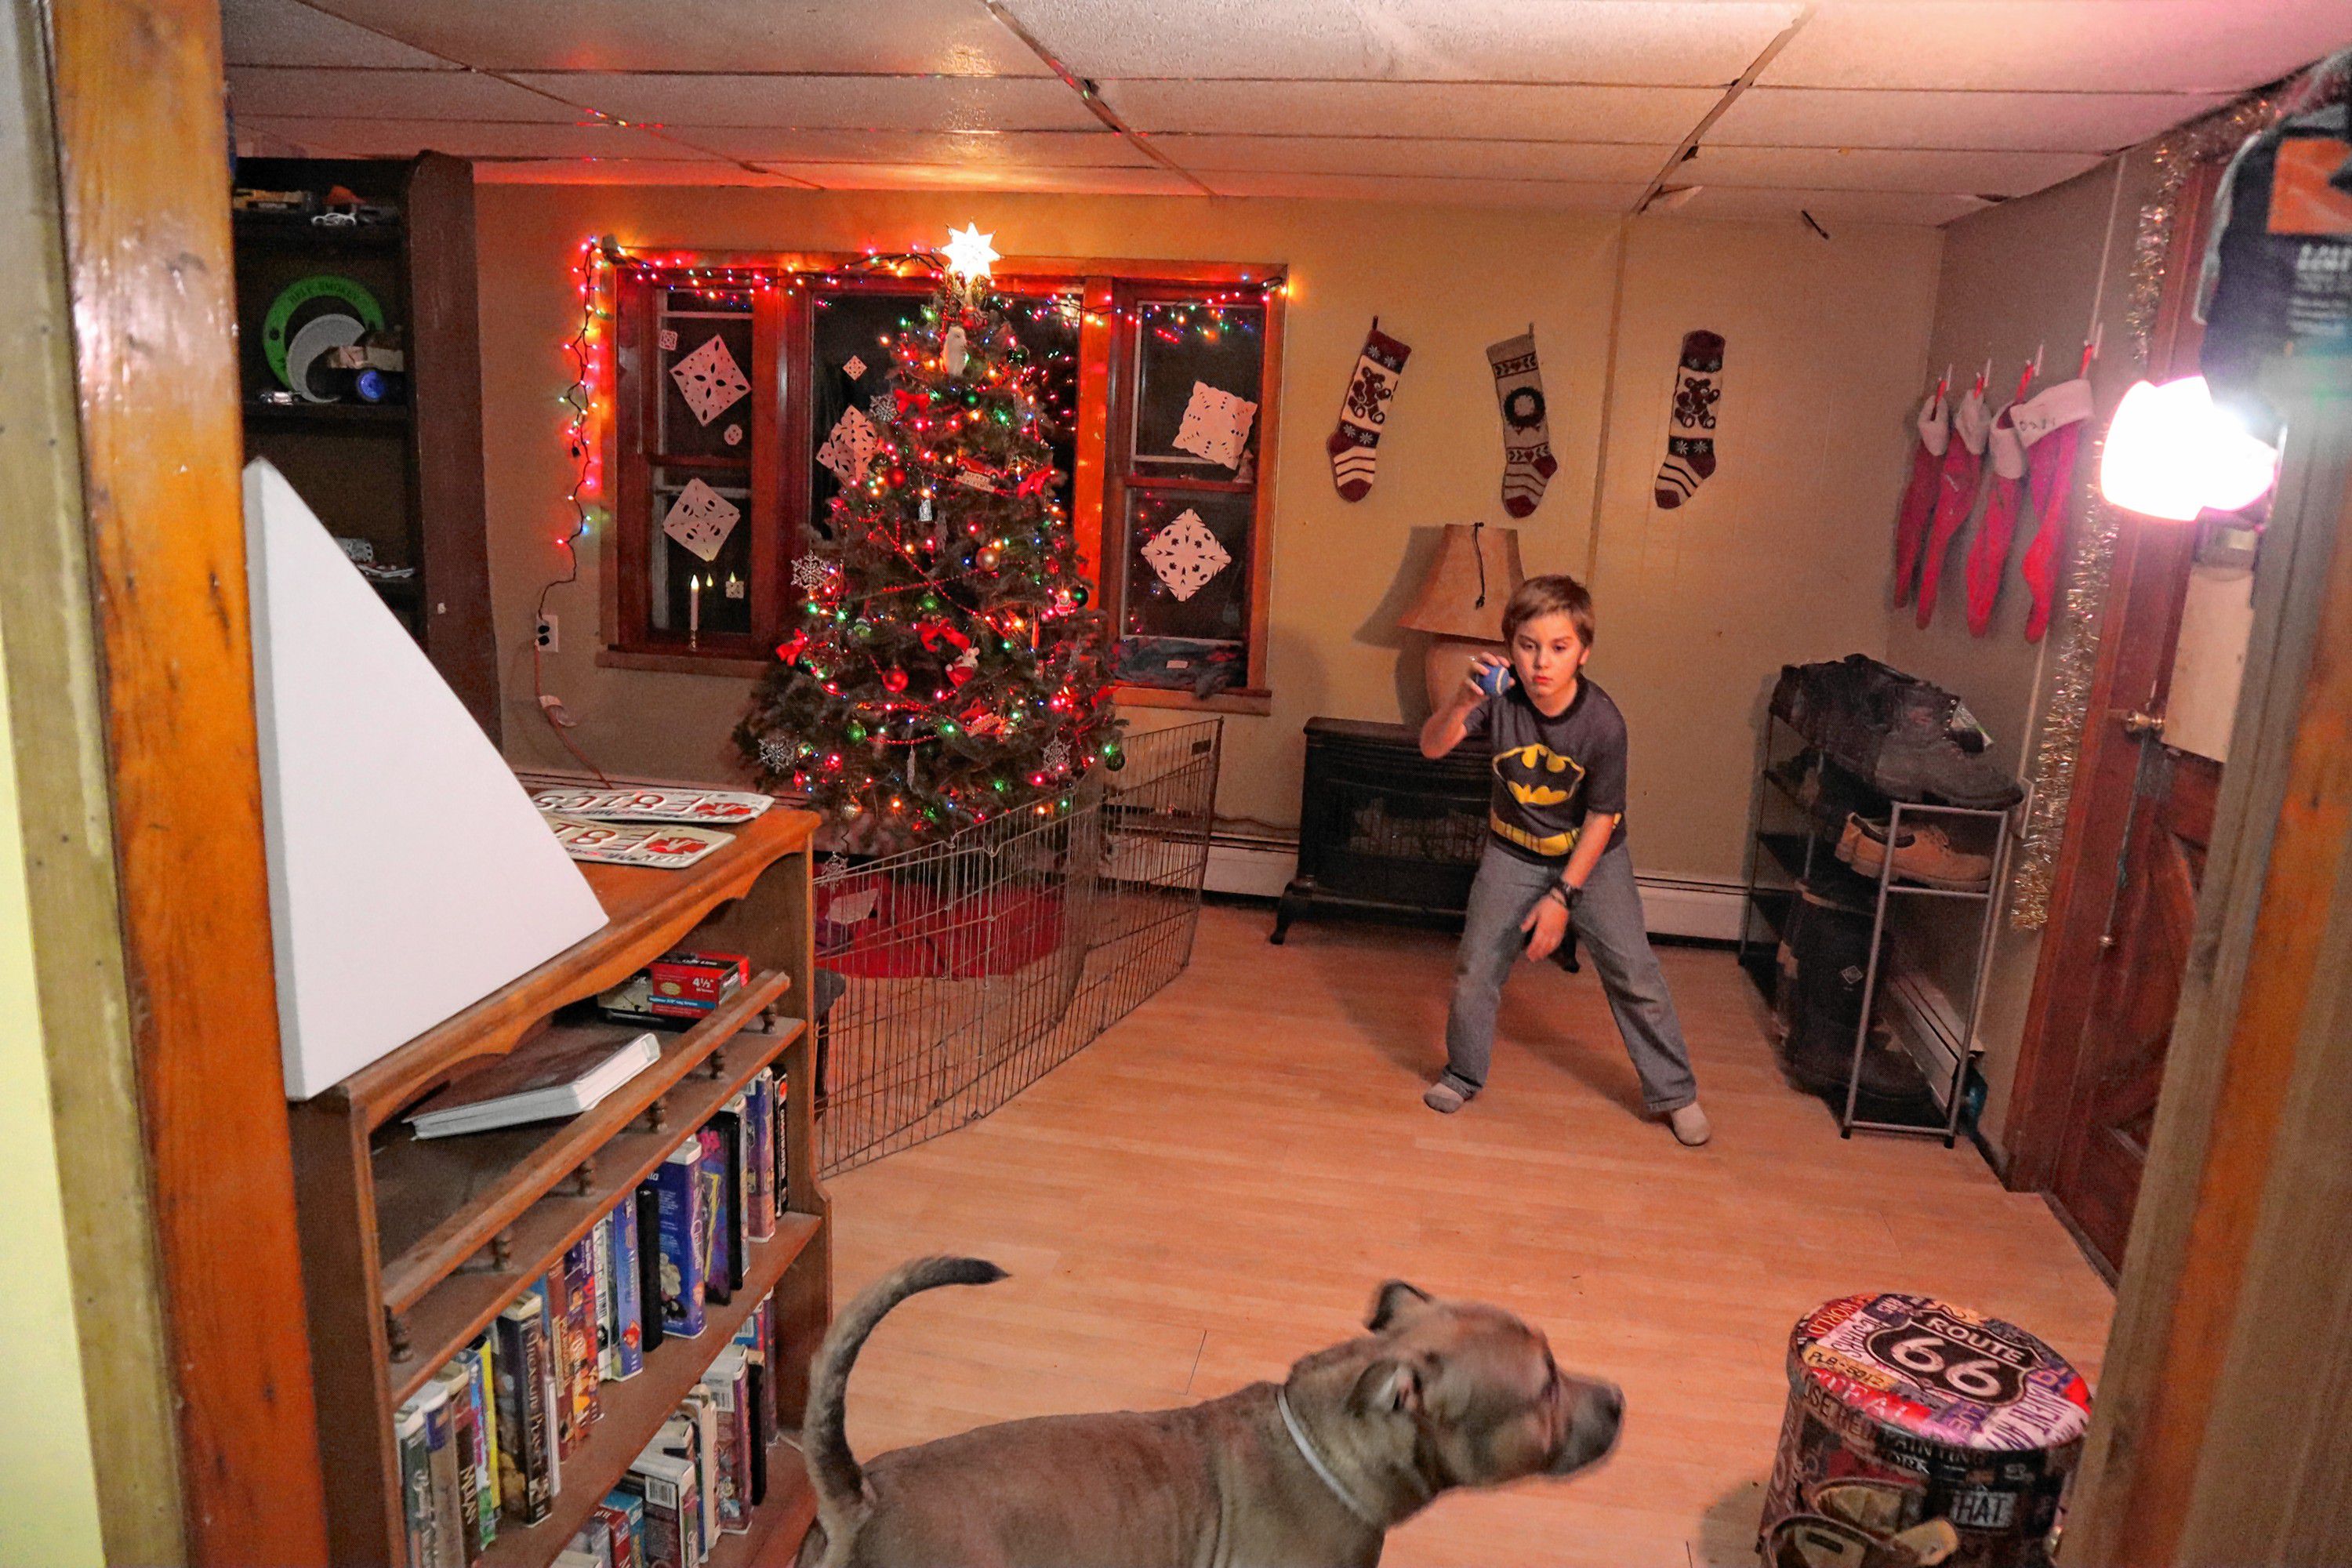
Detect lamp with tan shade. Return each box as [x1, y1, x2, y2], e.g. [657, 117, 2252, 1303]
[1399, 521, 1525, 712]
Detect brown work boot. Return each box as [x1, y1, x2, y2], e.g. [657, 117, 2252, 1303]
[1835, 813, 1991, 891]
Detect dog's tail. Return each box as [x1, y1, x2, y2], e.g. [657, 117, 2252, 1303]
[805, 1255, 1007, 1541]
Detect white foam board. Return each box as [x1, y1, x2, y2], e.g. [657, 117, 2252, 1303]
[244, 460, 608, 1099]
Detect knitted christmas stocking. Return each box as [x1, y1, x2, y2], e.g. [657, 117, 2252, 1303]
[1655, 329, 1725, 509]
[1328, 319, 1411, 502]
[1914, 385, 1991, 628]
[2014, 378, 2096, 642]
[1963, 406, 2029, 636]
[1892, 387, 1950, 605]
[1486, 330, 1557, 517]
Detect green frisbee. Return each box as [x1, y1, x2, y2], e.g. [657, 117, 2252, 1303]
[262, 274, 386, 389]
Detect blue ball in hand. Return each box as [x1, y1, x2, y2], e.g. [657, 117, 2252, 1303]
[1476, 662, 1515, 698]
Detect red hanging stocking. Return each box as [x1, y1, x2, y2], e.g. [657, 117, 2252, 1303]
[1964, 407, 2029, 636]
[1914, 386, 1990, 628]
[2015, 378, 2095, 642]
[1892, 387, 1949, 605]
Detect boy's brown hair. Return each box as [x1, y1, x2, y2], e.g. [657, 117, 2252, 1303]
[1502, 573, 1595, 648]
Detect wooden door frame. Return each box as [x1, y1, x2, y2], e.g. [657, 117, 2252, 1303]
[39, 1, 330, 1562]
[2002, 162, 2225, 1196]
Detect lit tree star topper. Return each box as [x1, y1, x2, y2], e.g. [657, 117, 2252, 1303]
[942, 223, 999, 281]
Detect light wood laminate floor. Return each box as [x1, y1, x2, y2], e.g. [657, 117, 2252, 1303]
[822, 903, 2114, 1567]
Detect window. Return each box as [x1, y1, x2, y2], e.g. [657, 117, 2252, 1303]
[603, 253, 1283, 711]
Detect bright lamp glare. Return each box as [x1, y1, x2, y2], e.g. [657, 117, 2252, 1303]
[2100, 376, 2278, 522]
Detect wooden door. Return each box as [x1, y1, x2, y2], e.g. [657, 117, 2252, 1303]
[2048, 744, 2220, 1268]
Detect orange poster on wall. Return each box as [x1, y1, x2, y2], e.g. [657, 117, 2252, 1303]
[2267, 138, 2352, 236]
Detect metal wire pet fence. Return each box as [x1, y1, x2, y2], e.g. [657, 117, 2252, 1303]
[809, 720, 1221, 1176]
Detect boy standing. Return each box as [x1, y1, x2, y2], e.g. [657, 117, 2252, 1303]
[1418, 575, 1711, 1145]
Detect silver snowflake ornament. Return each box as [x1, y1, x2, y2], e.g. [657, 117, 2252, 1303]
[757, 735, 795, 775]
[1043, 737, 1073, 775]
[818, 852, 851, 881]
[869, 393, 895, 424]
[791, 555, 833, 593]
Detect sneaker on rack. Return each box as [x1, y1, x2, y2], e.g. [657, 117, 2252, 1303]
[1836, 814, 1992, 891]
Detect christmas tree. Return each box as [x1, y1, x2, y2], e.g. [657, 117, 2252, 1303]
[736, 228, 1122, 841]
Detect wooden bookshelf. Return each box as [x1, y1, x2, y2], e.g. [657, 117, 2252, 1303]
[289, 808, 829, 1568]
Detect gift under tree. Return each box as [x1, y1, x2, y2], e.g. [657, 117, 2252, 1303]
[736, 227, 1120, 840]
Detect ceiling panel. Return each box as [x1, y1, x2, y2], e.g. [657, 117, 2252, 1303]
[230, 66, 583, 122]
[1000, 0, 1800, 84]
[1710, 87, 2231, 152]
[477, 158, 818, 187]
[750, 162, 1200, 196]
[506, 72, 1102, 131]
[1149, 134, 1668, 181]
[688, 127, 1147, 167]
[1098, 79, 1720, 141]
[223, 0, 456, 68]
[1686, 144, 2101, 196]
[301, 0, 1049, 75]
[234, 115, 677, 159]
[1668, 184, 1994, 226]
[1200, 170, 1646, 208]
[1764, 1, 2352, 93]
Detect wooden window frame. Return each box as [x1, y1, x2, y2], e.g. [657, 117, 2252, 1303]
[598, 253, 1286, 717]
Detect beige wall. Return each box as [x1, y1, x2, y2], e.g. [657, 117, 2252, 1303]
[481, 186, 1938, 881]
[1886, 150, 2162, 1160]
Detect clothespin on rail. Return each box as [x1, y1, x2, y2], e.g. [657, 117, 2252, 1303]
[2079, 323, 2102, 378]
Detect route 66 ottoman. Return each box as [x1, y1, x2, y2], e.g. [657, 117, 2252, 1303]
[1759, 1294, 2092, 1568]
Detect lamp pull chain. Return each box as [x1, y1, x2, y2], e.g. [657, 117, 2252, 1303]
[1472, 520, 1487, 608]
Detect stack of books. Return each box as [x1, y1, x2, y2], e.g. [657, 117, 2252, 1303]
[391, 1065, 793, 1568]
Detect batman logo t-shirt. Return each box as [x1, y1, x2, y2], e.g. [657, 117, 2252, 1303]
[1460, 677, 1631, 862]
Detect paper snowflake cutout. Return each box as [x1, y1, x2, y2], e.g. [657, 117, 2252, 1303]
[843, 354, 868, 381]
[791, 555, 834, 592]
[757, 735, 794, 775]
[669, 334, 751, 426]
[942, 223, 998, 280]
[1044, 738, 1072, 775]
[658, 328, 679, 352]
[1141, 508, 1233, 601]
[816, 405, 880, 484]
[661, 477, 741, 563]
[1172, 382, 1258, 469]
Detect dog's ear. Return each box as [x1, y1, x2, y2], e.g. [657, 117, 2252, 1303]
[1348, 1357, 1425, 1417]
[1367, 1279, 1436, 1333]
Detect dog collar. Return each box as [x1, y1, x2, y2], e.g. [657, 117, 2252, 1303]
[1276, 1388, 1384, 1532]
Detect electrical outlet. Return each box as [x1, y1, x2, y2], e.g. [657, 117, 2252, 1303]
[535, 613, 559, 653]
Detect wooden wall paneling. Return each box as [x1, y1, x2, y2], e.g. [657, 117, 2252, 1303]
[43, 0, 330, 1561]
[0, 7, 184, 1561]
[2062, 361, 2352, 1566]
[405, 151, 501, 745]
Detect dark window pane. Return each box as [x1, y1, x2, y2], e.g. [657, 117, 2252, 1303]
[1120, 487, 1250, 644]
[1003, 292, 1081, 524]
[650, 464, 753, 637]
[1130, 300, 1265, 481]
[809, 289, 929, 536]
[655, 292, 756, 460]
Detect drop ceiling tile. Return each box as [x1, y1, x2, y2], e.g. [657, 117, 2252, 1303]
[999, 0, 1800, 84]
[1711, 87, 2232, 152]
[1200, 170, 1645, 209]
[223, 0, 456, 68]
[1149, 135, 1668, 181]
[1667, 184, 1993, 226]
[1098, 79, 1721, 141]
[301, 0, 1048, 74]
[230, 66, 581, 122]
[689, 127, 1147, 166]
[1764, 1, 2352, 93]
[233, 115, 675, 159]
[1686, 144, 2100, 196]
[477, 158, 817, 186]
[751, 162, 1200, 196]
[506, 73, 1102, 131]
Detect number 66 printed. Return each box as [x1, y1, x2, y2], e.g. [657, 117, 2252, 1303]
[1865, 1327, 2026, 1405]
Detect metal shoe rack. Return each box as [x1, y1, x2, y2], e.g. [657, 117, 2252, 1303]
[1737, 709, 2015, 1145]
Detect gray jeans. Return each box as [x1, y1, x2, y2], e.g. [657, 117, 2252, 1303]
[1441, 840, 1699, 1112]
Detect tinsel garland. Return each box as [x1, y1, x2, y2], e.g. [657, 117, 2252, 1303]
[2007, 89, 2281, 931]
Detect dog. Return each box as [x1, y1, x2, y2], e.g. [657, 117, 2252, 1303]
[797, 1256, 1623, 1568]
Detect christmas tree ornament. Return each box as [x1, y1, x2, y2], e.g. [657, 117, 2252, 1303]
[2013, 377, 2096, 641]
[1327, 318, 1412, 501]
[1486, 329, 1558, 517]
[1892, 379, 1950, 604]
[1913, 372, 1991, 628]
[1653, 329, 1725, 509]
[942, 325, 969, 376]
[942, 223, 999, 280]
